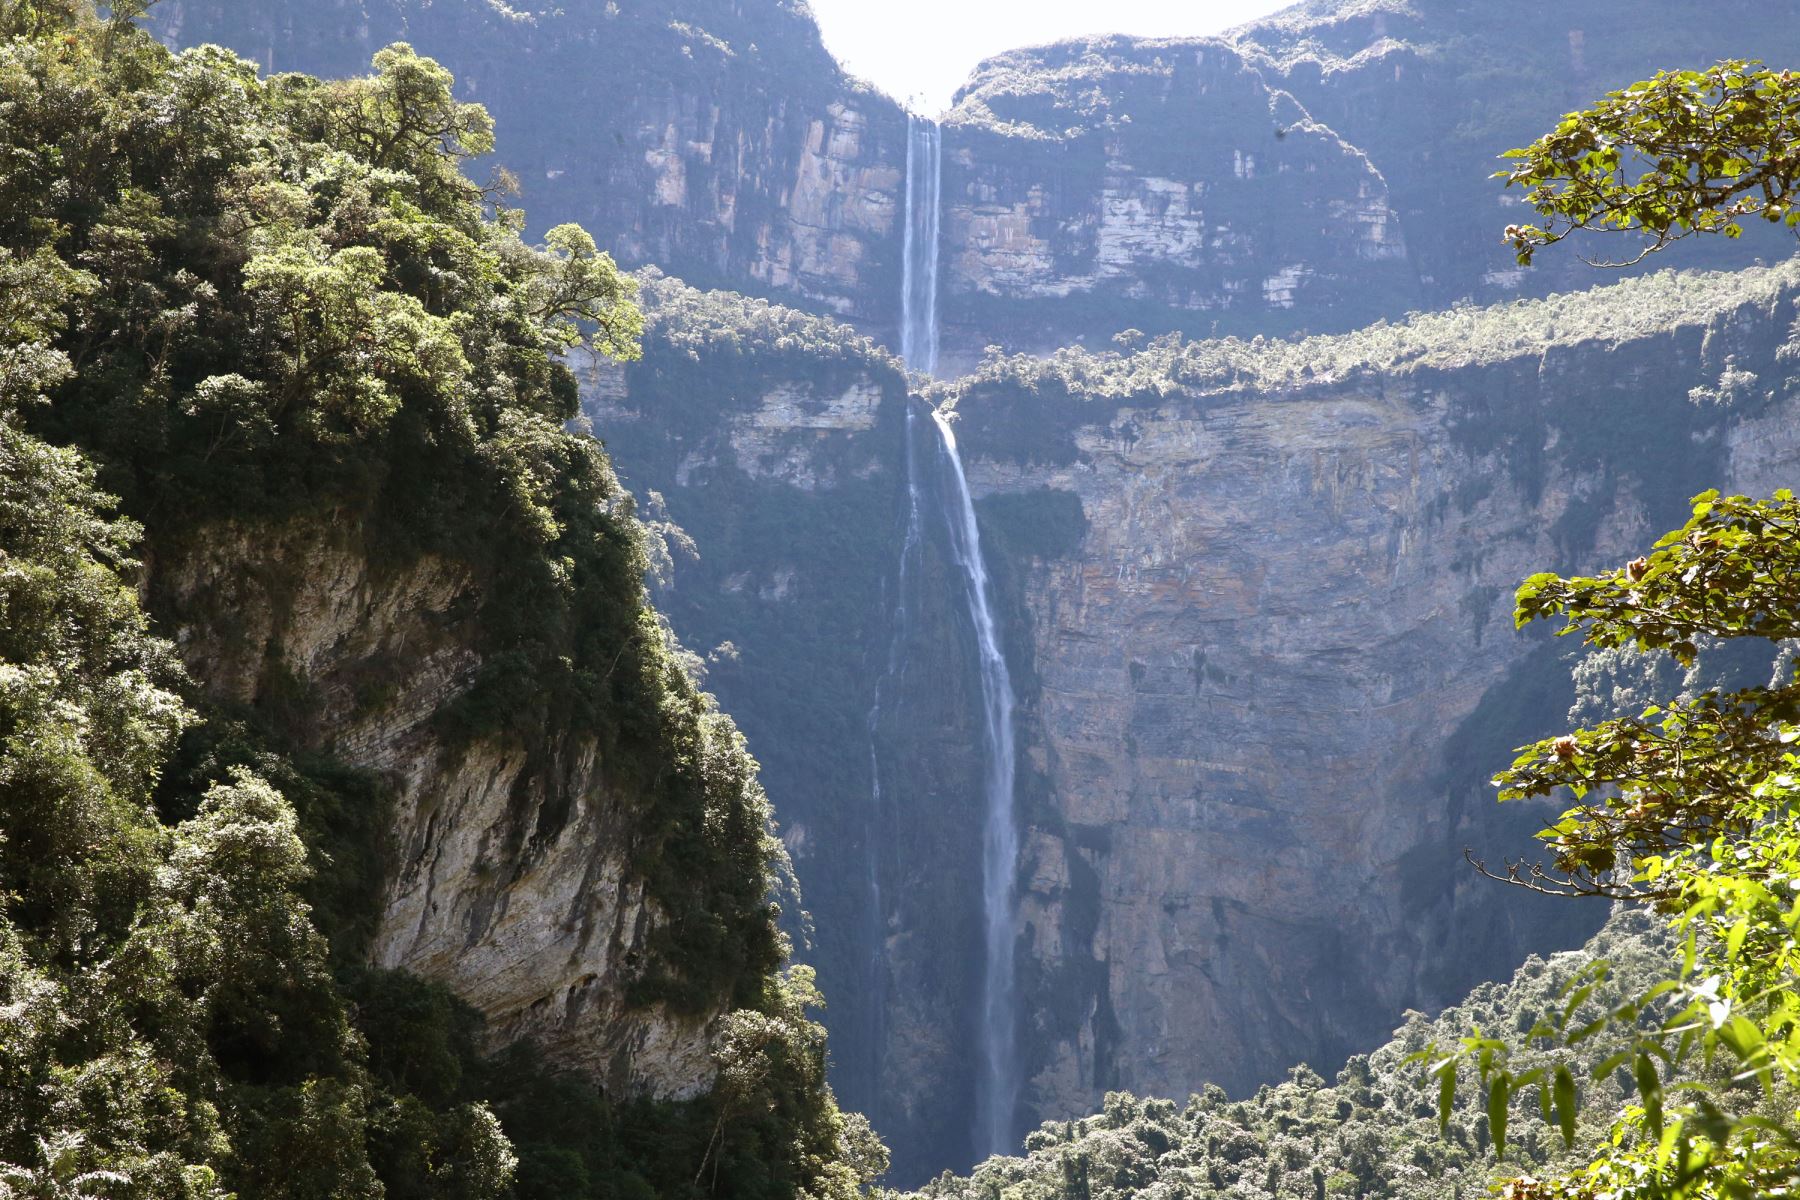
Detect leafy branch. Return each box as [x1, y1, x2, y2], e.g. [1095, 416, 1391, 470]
[1500, 62, 1800, 266]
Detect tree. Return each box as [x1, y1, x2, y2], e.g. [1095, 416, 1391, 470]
[1419, 59, 1800, 1200]
[1500, 61, 1800, 266]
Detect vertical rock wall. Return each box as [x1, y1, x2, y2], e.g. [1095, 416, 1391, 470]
[944, 266, 1800, 1118]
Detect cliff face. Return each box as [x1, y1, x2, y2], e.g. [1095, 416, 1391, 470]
[1228, 0, 1800, 311]
[151, 0, 911, 323]
[937, 39, 1413, 367]
[945, 263, 1800, 1116]
[148, 518, 725, 1099]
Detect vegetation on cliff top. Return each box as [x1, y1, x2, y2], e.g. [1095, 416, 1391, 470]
[950, 260, 1800, 406]
[0, 3, 879, 1196]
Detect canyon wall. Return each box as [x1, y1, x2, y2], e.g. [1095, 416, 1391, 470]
[150, 0, 911, 322]
[1229, 0, 1800, 311]
[945, 263, 1800, 1119]
[584, 263, 1800, 1179]
[936, 39, 1414, 367]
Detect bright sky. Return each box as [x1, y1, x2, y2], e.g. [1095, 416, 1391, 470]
[806, 0, 1295, 114]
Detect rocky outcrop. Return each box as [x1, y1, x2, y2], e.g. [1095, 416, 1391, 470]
[150, 0, 911, 323]
[150, 519, 720, 1100]
[937, 39, 1414, 367]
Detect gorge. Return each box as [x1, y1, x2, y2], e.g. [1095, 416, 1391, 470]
[123, 0, 1800, 1187]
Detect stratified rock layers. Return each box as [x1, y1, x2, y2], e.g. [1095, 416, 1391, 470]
[946, 265, 1800, 1117]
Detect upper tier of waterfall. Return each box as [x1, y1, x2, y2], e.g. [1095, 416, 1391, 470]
[901, 116, 942, 376]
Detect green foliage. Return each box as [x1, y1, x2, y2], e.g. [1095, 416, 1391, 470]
[899, 913, 1676, 1200]
[1501, 61, 1800, 266]
[1420, 491, 1800, 1199]
[1408, 67, 1800, 1196]
[0, 113, 519, 1191]
[1, 6, 878, 1198]
[951, 263, 1800, 409]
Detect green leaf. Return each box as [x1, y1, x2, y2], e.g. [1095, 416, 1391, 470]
[1487, 1071, 1511, 1158]
[1553, 1065, 1578, 1148]
[1635, 1052, 1663, 1135]
[1437, 1058, 1457, 1134]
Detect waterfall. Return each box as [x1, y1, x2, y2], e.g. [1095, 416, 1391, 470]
[859, 111, 941, 1121]
[930, 410, 1020, 1162]
[898, 107, 1021, 1160]
[901, 114, 942, 374]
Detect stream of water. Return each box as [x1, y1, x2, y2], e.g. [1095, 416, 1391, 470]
[897, 111, 1021, 1160]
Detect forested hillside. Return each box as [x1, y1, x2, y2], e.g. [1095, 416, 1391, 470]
[0, 6, 876, 1196]
[908, 911, 1673, 1200]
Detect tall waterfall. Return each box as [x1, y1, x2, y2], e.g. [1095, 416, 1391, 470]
[929, 410, 1021, 1162]
[901, 114, 942, 374]
[897, 109, 1022, 1160]
[860, 111, 941, 1119]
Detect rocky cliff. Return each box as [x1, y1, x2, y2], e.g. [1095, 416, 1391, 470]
[936, 39, 1413, 366]
[158, 0, 1800, 367]
[147, 518, 730, 1099]
[583, 261, 1800, 1181]
[944, 261, 1800, 1121]
[151, 0, 911, 323]
[1230, 0, 1800, 311]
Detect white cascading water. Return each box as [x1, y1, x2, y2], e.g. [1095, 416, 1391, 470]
[930, 409, 1022, 1162]
[900, 113, 942, 375]
[897, 110, 1021, 1160]
[858, 110, 943, 1111]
